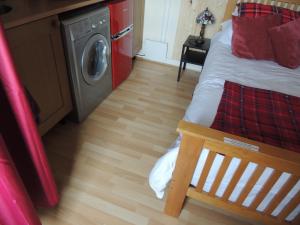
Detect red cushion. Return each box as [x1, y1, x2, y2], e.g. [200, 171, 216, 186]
[269, 18, 300, 69]
[238, 3, 300, 24]
[232, 15, 281, 60]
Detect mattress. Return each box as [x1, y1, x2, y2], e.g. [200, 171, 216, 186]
[149, 32, 300, 221]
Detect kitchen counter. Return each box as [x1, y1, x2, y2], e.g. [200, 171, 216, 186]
[1, 0, 108, 29]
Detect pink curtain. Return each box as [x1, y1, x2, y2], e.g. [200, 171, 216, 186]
[0, 20, 58, 225]
[0, 135, 41, 225]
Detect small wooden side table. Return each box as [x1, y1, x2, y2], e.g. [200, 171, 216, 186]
[177, 36, 211, 82]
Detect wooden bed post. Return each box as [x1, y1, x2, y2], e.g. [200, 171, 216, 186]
[164, 134, 205, 217]
[223, 0, 238, 21]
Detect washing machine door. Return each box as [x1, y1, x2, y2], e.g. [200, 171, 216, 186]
[81, 34, 110, 85]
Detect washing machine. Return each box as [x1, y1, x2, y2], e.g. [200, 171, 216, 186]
[61, 6, 112, 122]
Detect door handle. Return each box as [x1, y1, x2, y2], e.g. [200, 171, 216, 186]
[111, 25, 133, 41]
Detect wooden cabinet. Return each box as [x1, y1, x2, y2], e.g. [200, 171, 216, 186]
[133, 0, 145, 56]
[6, 15, 72, 135]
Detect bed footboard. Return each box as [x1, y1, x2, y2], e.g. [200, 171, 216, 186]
[165, 121, 300, 225]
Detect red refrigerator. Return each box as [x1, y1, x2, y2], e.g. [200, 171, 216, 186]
[109, 0, 133, 90]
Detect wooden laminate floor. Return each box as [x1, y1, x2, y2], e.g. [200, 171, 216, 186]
[39, 60, 253, 225]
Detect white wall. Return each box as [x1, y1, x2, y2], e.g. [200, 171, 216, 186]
[172, 0, 228, 60]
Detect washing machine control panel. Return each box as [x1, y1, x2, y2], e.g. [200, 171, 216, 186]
[69, 14, 109, 41]
[90, 15, 108, 29]
[71, 19, 90, 39]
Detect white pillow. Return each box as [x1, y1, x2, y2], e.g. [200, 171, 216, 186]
[219, 19, 233, 46]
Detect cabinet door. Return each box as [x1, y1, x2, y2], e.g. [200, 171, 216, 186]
[6, 16, 72, 135]
[133, 0, 145, 56]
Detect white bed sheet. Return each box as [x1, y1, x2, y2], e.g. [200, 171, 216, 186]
[149, 32, 300, 221]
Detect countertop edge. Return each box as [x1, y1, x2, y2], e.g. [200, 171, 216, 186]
[3, 0, 106, 30]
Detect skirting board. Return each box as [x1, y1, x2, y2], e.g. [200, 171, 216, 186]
[136, 55, 203, 72]
[138, 39, 202, 72]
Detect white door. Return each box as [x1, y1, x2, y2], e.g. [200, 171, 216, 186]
[142, 0, 181, 61]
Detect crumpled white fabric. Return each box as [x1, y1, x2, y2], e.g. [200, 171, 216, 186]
[148, 137, 181, 199]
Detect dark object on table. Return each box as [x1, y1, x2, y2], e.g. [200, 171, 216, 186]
[177, 35, 210, 82]
[196, 8, 215, 44]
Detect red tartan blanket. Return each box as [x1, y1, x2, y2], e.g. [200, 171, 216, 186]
[211, 81, 300, 153]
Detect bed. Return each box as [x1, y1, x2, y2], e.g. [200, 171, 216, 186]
[149, 1, 300, 224]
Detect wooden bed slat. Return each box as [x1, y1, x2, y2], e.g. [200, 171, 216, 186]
[209, 156, 232, 196]
[169, 121, 300, 224]
[164, 135, 205, 217]
[236, 165, 266, 205]
[277, 191, 300, 221]
[264, 176, 299, 215]
[196, 151, 216, 192]
[221, 160, 249, 201]
[187, 188, 285, 225]
[178, 122, 300, 176]
[249, 170, 282, 210]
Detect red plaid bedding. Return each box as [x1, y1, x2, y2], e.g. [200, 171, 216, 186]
[238, 3, 300, 24]
[239, 3, 277, 17]
[211, 81, 300, 153]
[280, 7, 300, 24]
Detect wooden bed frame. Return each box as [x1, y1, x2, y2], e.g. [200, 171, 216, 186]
[164, 1, 300, 224]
